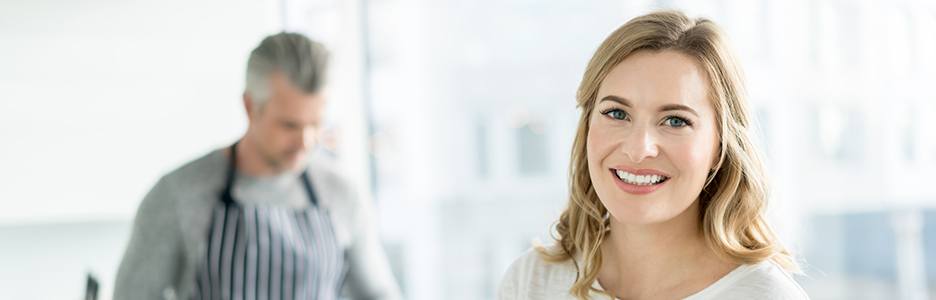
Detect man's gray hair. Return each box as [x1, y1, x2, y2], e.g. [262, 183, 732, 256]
[245, 32, 329, 108]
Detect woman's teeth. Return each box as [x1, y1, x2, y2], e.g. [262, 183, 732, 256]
[614, 169, 667, 186]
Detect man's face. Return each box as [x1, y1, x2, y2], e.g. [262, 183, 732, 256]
[246, 72, 326, 173]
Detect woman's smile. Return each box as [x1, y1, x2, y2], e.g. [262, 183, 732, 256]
[609, 167, 671, 195]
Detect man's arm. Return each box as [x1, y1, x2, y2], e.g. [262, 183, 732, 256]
[113, 176, 185, 300]
[342, 187, 402, 300]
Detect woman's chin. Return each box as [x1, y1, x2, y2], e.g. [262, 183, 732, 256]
[605, 201, 682, 226]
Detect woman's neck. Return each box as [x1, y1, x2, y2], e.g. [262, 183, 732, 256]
[597, 200, 735, 299]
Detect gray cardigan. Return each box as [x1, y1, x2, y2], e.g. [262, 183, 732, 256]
[114, 148, 400, 299]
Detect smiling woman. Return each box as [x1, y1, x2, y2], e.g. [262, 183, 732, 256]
[498, 10, 809, 300]
[589, 50, 717, 227]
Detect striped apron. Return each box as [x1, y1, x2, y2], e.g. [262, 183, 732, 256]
[192, 143, 347, 300]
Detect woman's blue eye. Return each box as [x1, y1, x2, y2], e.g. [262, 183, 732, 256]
[604, 109, 628, 120]
[664, 116, 690, 128]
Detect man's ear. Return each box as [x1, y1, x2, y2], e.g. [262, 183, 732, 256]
[243, 92, 254, 121]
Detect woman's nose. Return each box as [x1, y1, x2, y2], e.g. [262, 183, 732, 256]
[620, 125, 659, 163]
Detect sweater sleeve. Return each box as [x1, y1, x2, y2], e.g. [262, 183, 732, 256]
[113, 176, 186, 300]
[339, 179, 402, 300]
[497, 259, 522, 300]
[498, 248, 536, 300]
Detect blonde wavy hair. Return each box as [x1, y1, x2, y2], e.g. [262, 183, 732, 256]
[537, 10, 798, 299]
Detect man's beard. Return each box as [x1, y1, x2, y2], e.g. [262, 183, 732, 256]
[261, 148, 304, 173]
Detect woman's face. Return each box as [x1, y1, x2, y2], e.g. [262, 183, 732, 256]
[586, 50, 719, 226]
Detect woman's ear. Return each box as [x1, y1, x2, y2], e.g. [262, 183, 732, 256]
[711, 147, 721, 172]
[709, 128, 723, 173]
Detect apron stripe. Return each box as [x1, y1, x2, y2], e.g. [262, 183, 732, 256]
[222, 206, 239, 299]
[292, 210, 310, 299]
[212, 205, 228, 299]
[258, 208, 269, 300]
[284, 210, 300, 300]
[304, 211, 321, 298]
[282, 210, 294, 300]
[244, 209, 260, 300]
[233, 206, 247, 300]
[279, 212, 288, 298]
[310, 210, 328, 298]
[243, 207, 256, 300]
[269, 210, 281, 300]
[325, 212, 343, 298]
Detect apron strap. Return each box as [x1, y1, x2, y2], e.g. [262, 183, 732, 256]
[220, 142, 238, 205]
[300, 170, 319, 207]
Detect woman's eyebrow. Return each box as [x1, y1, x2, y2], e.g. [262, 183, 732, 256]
[599, 95, 632, 107]
[660, 104, 699, 117]
[600, 95, 700, 117]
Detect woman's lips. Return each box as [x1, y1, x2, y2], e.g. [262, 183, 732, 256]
[609, 169, 668, 195]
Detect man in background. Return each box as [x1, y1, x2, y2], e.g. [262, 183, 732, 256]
[115, 32, 400, 300]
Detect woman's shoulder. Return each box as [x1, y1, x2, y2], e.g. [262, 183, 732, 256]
[689, 259, 810, 300]
[498, 245, 580, 299]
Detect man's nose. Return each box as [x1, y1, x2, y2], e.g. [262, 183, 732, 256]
[298, 127, 318, 150]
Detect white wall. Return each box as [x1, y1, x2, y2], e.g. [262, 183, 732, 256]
[0, 0, 281, 224]
[0, 0, 281, 298]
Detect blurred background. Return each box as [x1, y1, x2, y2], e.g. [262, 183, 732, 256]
[2, 0, 936, 299]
